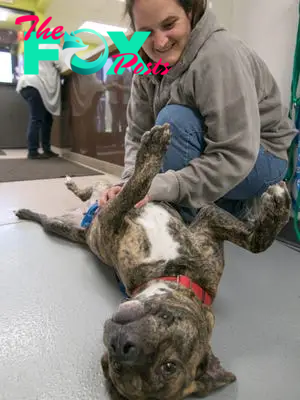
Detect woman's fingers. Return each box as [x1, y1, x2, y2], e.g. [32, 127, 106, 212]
[99, 186, 123, 206]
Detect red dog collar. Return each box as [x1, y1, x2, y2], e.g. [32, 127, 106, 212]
[133, 275, 212, 306]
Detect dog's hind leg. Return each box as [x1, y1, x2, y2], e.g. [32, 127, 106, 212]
[15, 208, 87, 245]
[190, 182, 291, 253]
[99, 123, 171, 230]
[65, 176, 93, 202]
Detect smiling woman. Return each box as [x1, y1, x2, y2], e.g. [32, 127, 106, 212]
[124, 0, 205, 65]
[99, 0, 296, 226]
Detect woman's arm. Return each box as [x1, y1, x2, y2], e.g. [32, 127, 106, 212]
[147, 44, 261, 208]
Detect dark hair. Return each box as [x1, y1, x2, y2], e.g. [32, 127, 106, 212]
[124, 0, 207, 64]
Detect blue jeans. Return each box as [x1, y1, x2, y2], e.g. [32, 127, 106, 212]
[20, 86, 53, 155]
[156, 105, 288, 223]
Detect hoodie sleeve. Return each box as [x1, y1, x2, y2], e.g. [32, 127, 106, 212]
[148, 44, 261, 207]
[119, 75, 155, 184]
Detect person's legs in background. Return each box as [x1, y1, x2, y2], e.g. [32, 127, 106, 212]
[155, 104, 288, 224]
[20, 86, 47, 159]
[20, 86, 58, 159]
[41, 109, 58, 157]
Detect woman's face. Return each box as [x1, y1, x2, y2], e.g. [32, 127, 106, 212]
[132, 0, 192, 66]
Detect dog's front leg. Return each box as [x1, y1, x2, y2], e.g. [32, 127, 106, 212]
[190, 182, 291, 253]
[98, 123, 171, 230]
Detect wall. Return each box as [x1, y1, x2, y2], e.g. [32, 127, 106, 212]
[0, 85, 28, 147]
[0, 1, 108, 58]
[76, 42, 98, 57]
[0, 0, 45, 25]
[208, 0, 234, 29]
[212, 0, 298, 108]
[0, 0, 47, 55]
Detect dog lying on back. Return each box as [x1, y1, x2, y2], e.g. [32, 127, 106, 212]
[15, 123, 291, 400]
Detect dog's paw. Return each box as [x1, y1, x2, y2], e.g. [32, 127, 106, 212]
[14, 208, 21, 217]
[65, 175, 73, 185]
[261, 181, 291, 221]
[65, 175, 76, 190]
[262, 181, 291, 207]
[14, 208, 29, 219]
[141, 123, 171, 153]
[14, 208, 41, 223]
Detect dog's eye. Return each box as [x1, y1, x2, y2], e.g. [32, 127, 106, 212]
[159, 311, 174, 325]
[161, 362, 177, 377]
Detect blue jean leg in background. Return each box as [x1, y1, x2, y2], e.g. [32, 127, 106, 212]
[155, 104, 288, 223]
[20, 86, 53, 155]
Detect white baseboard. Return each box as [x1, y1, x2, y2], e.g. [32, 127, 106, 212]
[54, 147, 123, 178]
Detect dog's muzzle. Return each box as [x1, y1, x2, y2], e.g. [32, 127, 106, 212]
[105, 301, 146, 365]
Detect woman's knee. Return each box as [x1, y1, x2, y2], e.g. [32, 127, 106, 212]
[155, 105, 206, 172]
[223, 146, 288, 200]
[156, 104, 204, 138]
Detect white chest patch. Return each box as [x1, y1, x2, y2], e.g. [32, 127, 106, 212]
[136, 281, 173, 300]
[136, 203, 179, 263]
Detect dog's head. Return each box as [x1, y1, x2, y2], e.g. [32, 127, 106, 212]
[102, 286, 235, 399]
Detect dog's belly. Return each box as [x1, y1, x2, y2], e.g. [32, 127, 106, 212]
[117, 203, 180, 270]
[136, 203, 180, 263]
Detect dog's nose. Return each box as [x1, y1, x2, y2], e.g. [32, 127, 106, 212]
[109, 332, 140, 365]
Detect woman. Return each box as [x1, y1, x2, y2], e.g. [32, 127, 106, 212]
[16, 38, 65, 159]
[100, 0, 297, 223]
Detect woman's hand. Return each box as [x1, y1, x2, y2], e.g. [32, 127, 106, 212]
[99, 185, 151, 209]
[99, 185, 123, 207]
[135, 194, 151, 208]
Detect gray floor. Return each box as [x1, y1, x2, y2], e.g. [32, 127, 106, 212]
[0, 169, 299, 399]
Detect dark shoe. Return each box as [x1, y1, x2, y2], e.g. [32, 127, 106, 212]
[27, 152, 50, 159]
[43, 150, 59, 158]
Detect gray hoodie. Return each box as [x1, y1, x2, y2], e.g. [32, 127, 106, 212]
[120, 7, 297, 209]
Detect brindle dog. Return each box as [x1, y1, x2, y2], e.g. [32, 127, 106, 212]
[15, 123, 291, 400]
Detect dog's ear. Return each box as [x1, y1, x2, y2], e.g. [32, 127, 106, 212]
[193, 349, 236, 396]
[183, 309, 235, 398]
[101, 353, 127, 400]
